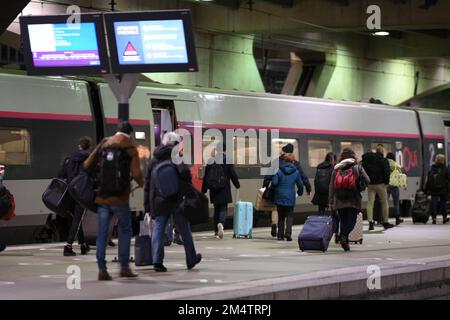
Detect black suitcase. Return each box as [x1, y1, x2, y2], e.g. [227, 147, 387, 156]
[83, 210, 116, 246]
[42, 178, 73, 219]
[412, 191, 430, 224]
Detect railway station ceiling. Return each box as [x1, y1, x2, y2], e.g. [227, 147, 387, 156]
[0, 0, 449, 107]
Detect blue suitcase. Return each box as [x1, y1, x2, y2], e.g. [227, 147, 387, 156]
[233, 201, 253, 239]
[298, 215, 333, 252]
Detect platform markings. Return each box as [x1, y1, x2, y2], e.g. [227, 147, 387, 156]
[40, 274, 67, 279]
[0, 281, 14, 286]
[205, 247, 233, 250]
[165, 250, 184, 253]
[239, 254, 271, 257]
[175, 279, 210, 283]
[19, 262, 53, 266]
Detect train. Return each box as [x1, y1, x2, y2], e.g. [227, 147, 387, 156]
[1, 70, 449, 244]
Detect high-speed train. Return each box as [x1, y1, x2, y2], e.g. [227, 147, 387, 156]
[1, 70, 449, 244]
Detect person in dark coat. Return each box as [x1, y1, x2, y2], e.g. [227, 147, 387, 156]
[58, 136, 92, 257]
[263, 143, 311, 237]
[426, 154, 450, 224]
[144, 132, 202, 272]
[312, 152, 339, 242]
[361, 144, 394, 230]
[202, 144, 240, 239]
[271, 152, 304, 241]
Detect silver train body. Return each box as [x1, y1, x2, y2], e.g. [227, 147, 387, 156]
[0, 72, 449, 244]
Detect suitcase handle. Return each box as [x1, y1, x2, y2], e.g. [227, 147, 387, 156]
[236, 189, 240, 202]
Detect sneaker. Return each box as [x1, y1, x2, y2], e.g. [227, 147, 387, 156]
[277, 237, 284, 241]
[187, 254, 202, 270]
[0, 244, 6, 253]
[383, 223, 394, 230]
[285, 235, 292, 242]
[108, 240, 116, 247]
[154, 263, 167, 272]
[120, 268, 138, 278]
[174, 237, 184, 245]
[368, 222, 374, 231]
[432, 219, 437, 225]
[98, 271, 112, 281]
[80, 244, 90, 255]
[215, 235, 220, 239]
[271, 224, 277, 237]
[63, 245, 76, 257]
[443, 218, 449, 224]
[164, 240, 172, 247]
[396, 218, 404, 225]
[217, 223, 224, 239]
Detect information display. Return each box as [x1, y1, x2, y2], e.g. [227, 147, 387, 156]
[20, 14, 109, 75]
[105, 10, 198, 74]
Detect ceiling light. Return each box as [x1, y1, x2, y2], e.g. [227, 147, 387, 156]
[373, 31, 390, 36]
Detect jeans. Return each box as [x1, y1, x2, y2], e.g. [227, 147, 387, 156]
[277, 205, 294, 238]
[67, 204, 85, 245]
[431, 194, 448, 220]
[152, 212, 198, 267]
[338, 207, 358, 238]
[164, 215, 181, 242]
[387, 186, 400, 218]
[96, 204, 132, 272]
[213, 204, 227, 234]
[367, 184, 389, 223]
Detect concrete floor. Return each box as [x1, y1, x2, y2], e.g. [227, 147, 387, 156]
[0, 218, 450, 299]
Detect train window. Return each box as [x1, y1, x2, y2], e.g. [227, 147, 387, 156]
[272, 138, 299, 161]
[0, 128, 31, 165]
[341, 141, 364, 161]
[308, 140, 332, 167]
[371, 142, 393, 156]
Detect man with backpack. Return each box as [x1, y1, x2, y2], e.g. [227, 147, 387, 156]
[144, 132, 202, 272]
[58, 136, 92, 257]
[362, 144, 394, 230]
[426, 154, 450, 224]
[84, 122, 144, 281]
[202, 144, 240, 239]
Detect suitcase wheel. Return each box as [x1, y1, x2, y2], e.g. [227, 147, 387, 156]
[359, 239, 363, 244]
[233, 234, 236, 238]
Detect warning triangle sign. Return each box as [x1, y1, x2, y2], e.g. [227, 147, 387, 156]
[123, 41, 139, 56]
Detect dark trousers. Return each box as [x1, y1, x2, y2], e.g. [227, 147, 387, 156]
[277, 205, 294, 238]
[431, 194, 448, 220]
[67, 204, 85, 245]
[387, 186, 400, 218]
[338, 207, 358, 239]
[214, 204, 227, 234]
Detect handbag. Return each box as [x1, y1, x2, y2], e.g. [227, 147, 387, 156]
[0, 193, 15, 221]
[68, 171, 97, 212]
[262, 184, 275, 202]
[42, 178, 74, 218]
[255, 187, 276, 211]
[179, 184, 209, 225]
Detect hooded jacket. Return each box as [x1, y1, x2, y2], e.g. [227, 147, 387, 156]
[83, 133, 144, 206]
[271, 162, 304, 207]
[263, 156, 311, 193]
[361, 152, 390, 185]
[329, 158, 370, 210]
[144, 144, 192, 216]
[201, 154, 240, 205]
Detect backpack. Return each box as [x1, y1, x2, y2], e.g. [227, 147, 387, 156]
[334, 166, 357, 199]
[206, 163, 227, 190]
[428, 167, 447, 191]
[62, 157, 84, 183]
[0, 186, 12, 217]
[97, 147, 132, 197]
[314, 166, 333, 194]
[152, 160, 180, 199]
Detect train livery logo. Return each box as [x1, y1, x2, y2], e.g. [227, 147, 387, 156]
[396, 146, 418, 172]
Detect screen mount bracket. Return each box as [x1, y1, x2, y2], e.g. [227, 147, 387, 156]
[103, 73, 140, 122]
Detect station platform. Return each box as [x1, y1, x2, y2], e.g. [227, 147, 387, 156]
[1, 218, 450, 300]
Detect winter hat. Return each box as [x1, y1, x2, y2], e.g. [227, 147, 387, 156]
[282, 143, 294, 154]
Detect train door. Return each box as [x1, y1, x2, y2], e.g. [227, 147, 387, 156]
[150, 99, 176, 150]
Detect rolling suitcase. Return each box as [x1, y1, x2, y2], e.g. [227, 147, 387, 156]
[298, 215, 333, 252]
[42, 178, 73, 219]
[83, 210, 117, 246]
[135, 213, 152, 266]
[233, 191, 253, 239]
[412, 191, 430, 224]
[348, 212, 363, 244]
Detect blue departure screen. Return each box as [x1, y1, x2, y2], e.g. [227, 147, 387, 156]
[113, 20, 189, 65]
[27, 22, 101, 67]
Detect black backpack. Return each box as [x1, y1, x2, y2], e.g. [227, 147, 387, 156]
[314, 166, 333, 194]
[151, 160, 180, 200]
[206, 163, 227, 190]
[62, 157, 84, 183]
[0, 186, 12, 217]
[428, 167, 447, 191]
[97, 147, 132, 197]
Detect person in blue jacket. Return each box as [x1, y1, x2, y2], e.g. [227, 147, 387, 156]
[271, 152, 304, 241]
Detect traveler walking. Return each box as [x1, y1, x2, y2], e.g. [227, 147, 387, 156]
[386, 152, 404, 225]
[426, 154, 450, 224]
